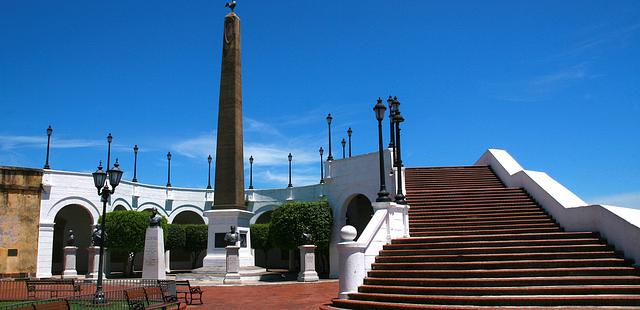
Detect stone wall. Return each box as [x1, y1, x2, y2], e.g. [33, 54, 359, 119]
[0, 166, 43, 276]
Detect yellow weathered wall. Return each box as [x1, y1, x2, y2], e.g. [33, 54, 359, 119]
[0, 167, 43, 276]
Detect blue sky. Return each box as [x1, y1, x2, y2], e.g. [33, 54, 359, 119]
[1, 1, 639, 207]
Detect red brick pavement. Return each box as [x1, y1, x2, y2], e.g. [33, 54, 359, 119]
[188, 281, 338, 310]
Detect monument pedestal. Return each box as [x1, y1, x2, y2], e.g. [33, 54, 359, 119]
[297, 245, 319, 282]
[202, 209, 254, 268]
[86, 246, 106, 279]
[142, 226, 166, 280]
[223, 246, 241, 284]
[62, 246, 78, 278]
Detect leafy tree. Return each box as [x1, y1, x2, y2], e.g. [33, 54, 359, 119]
[250, 223, 271, 250]
[269, 199, 333, 273]
[250, 223, 271, 269]
[165, 224, 186, 252]
[102, 210, 167, 276]
[183, 224, 208, 269]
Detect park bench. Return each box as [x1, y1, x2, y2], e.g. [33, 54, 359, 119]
[25, 279, 81, 299]
[12, 300, 70, 310]
[125, 287, 182, 310]
[175, 280, 202, 305]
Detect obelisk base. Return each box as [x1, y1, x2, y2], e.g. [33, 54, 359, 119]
[203, 209, 255, 268]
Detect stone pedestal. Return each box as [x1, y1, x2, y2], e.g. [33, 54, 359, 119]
[203, 209, 254, 268]
[223, 246, 241, 284]
[142, 226, 166, 280]
[297, 245, 319, 282]
[86, 246, 106, 279]
[62, 246, 78, 278]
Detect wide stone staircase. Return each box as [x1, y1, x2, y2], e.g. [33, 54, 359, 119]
[325, 166, 640, 309]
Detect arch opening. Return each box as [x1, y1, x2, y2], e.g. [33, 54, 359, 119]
[52, 204, 93, 275]
[170, 210, 206, 271]
[345, 194, 373, 240]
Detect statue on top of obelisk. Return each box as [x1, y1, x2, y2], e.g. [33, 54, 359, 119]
[214, 0, 244, 211]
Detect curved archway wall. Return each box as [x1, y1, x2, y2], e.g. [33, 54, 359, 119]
[36, 149, 394, 278]
[52, 204, 93, 275]
[345, 194, 373, 240]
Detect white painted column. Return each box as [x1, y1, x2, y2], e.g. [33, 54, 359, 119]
[337, 226, 365, 299]
[36, 222, 55, 278]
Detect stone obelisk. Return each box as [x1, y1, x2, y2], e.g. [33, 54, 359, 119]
[203, 3, 255, 268]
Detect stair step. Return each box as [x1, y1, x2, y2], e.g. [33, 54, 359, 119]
[392, 232, 596, 244]
[409, 214, 552, 224]
[410, 227, 563, 237]
[408, 217, 555, 227]
[363, 276, 640, 287]
[347, 292, 640, 307]
[328, 299, 640, 310]
[410, 210, 547, 220]
[384, 238, 605, 251]
[409, 222, 557, 232]
[376, 251, 619, 262]
[358, 284, 640, 296]
[371, 258, 629, 270]
[367, 266, 640, 278]
[409, 206, 542, 216]
[382, 243, 611, 255]
[409, 203, 539, 211]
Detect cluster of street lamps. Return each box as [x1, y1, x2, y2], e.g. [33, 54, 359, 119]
[373, 96, 406, 204]
[45, 94, 402, 197]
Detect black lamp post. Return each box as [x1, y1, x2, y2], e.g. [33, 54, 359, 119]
[166, 152, 172, 187]
[132, 145, 139, 182]
[326, 114, 334, 161]
[373, 98, 391, 202]
[319, 147, 325, 184]
[248, 155, 254, 190]
[287, 153, 293, 188]
[341, 138, 346, 159]
[207, 155, 212, 189]
[44, 126, 53, 169]
[387, 96, 396, 149]
[393, 98, 407, 204]
[347, 127, 352, 158]
[91, 134, 123, 303]
[390, 97, 400, 164]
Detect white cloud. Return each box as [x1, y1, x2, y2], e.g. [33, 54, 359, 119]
[260, 170, 318, 187]
[245, 144, 316, 166]
[0, 135, 103, 150]
[171, 132, 216, 159]
[589, 191, 640, 209]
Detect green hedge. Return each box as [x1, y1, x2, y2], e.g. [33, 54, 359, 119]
[270, 199, 333, 251]
[250, 223, 271, 250]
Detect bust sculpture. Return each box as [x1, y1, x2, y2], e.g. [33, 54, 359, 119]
[66, 229, 76, 246]
[224, 226, 239, 246]
[91, 224, 105, 247]
[302, 231, 314, 245]
[149, 208, 162, 227]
